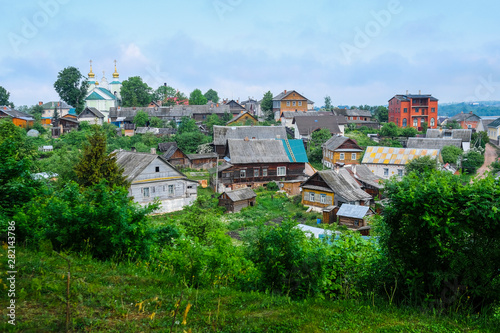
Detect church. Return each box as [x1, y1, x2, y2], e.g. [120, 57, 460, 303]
[84, 60, 122, 119]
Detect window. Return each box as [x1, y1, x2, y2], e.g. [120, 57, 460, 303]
[309, 192, 315, 202]
[404, 108, 407, 113]
[151, 186, 155, 194]
[298, 101, 302, 106]
[398, 169, 403, 177]
[143, 187, 150, 197]
[187, 185, 194, 189]
[254, 169, 259, 177]
[155, 166, 160, 172]
[431, 107, 435, 113]
[413, 118, 418, 127]
[402, 118, 407, 127]
[467, 124, 472, 129]
[168, 185, 174, 194]
[415, 108, 419, 113]
[430, 118, 435, 127]
[286, 101, 290, 106]
[277, 166, 286, 176]
[339, 153, 345, 160]
[262, 168, 268, 177]
[163, 185, 166, 192]
[351, 153, 357, 160]
[354, 220, 359, 227]
[292, 101, 296, 106]
[383, 168, 389, 176]
[240, 169, 246, 178]
[320, 194, 326, 204]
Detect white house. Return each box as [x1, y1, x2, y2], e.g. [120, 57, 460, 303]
[77, 107, 105, 125]
[115, 150, 198, 214]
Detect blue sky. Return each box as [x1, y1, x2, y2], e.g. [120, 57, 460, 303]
[1, 0, 500, 108]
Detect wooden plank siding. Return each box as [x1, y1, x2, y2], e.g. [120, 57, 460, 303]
[301, 189, 334, 208]
[216, 163, 305, 186]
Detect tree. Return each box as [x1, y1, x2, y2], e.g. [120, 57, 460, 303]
[324, 96, 332, 111]
[400, 127, 417, 138]
[471, 131, 489, 149]
[53, 67, 88, 114]
[447, 120, 461, 129]
[310, 128, 331, 149]
[175, 132, 212, 154]
[405, 155, 437, 174]
[441, 145, 463, 165]
[380, 122, 399, 137]
[121, 76, 152, 107]
[30, 104, 44, 121]
[261, 91, 274, 121]
[204, 89, 220, 103]
[373, 106, 388, 123]
[177, 116, 198, 134]
[0, 86, 13, 107]
[380, 171, 500, 308]
[189, 89, 208, 105]
[421, 121, 428, 134]
[149, 116, 163, 128]
[73, 126, 129, 188]
[133, 110, 149, 127]
[53, 105, 59, 122]
[461, 150, 484, 174]
[205, 113, 224, 136]
[152, 85, 176, 102]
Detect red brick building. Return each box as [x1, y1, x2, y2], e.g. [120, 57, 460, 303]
[388, 93, 438, 130]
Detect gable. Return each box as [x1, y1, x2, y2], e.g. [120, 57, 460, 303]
[282, 91, 307, 101]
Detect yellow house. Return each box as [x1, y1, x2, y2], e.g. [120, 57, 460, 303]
[487, 118, 500, 144]
[272, 90, 310, 120]
[322, 135, 363, 168]
[226, 111, 258, 126]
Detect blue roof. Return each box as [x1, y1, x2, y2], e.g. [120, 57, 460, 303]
[110, 81, 121, 85]
[97, 87, 117, 100]
[280, 139, 309, 163]
[86, 92, 105, 100]
[68, 108, 76, 115]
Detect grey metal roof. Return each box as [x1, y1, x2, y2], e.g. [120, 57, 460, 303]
[78, 107, 104, 119]
[390, 94, 438, 102]
[281, 111, 320, 119]
[227, 139, 290, 163]
[487, 117, 500, 128]
[345, 164, 383, 189]
[322, 135, 349, 150]
[293, 116, 343, 136]
[426, 129, 472, 142]
[337, 204, 371, 219]
[135, 127, 160, 134]
[0, 108, 34, 120]
[223, 187, 256, 202]
[308, 169, 372, 202]
[158, 142, 179, 157]
[451, 129, 472, 142]
[272, 90, 309, 101]
[407, 138, 462, 149]
[170, 104, 231, 115]
[109, 107, 172, 119]
[449, 112, 480, 122]
[213, 125, 287, 145]
[337, 109, 372, 118]
[187, 153, 218, 160]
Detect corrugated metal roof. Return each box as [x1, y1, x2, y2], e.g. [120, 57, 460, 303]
[407, 138, 462, 149]
[488, 117, 500, 128]
[228, 139, 290, 163]
[361, 146, 440, 165]
[224, 187, 256, 201]
[308, 169, 372, 202]
[213, 125, 287, 145]
[280, 139, 309, 163]
[114, 150, 186, 181]
[293, 115, 343, 135]
[337, 204, 371, 219]
[345, 164, 383, 189]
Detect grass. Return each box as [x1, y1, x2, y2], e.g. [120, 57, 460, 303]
[2, 247, 498, 332]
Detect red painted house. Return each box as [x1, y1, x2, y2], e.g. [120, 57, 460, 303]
[388, 93, 438, 130]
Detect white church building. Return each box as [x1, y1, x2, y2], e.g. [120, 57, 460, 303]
[84, 60, 122, 121]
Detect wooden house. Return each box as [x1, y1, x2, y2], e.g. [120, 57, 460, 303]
[213, 125, 287, 157]
[272, 90, 310, 120]
[186, 153, 218, 170]
[226, 111, 258, 126]
[158, 142, 190, 168]
[322, 135, 363, 168]
[0, 106, 34, 128]
[292, 115, 346, 140]
[343, 164, 383, 199]
[336, 108, 373, 122]
[222, 99, 246, 114]
[218, 187, 257, 213]
[115, 150, 198, 213]
[300, 169, 372, 210]
[211, 138, 308, 192]
[77, 107, 104, 125]
[336, 204, 375, 229]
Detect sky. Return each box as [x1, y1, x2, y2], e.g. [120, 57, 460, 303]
[1, 0, 500, 108]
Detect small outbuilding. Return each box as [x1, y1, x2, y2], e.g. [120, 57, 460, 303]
[218, 187, 257, 213]
[336, 204, 375, 229]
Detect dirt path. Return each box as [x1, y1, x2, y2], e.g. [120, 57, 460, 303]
[477, 143, 498, 178]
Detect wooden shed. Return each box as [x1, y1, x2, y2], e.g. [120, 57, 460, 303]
[336, 204, 375, 229]
[218, 188, 257, 213]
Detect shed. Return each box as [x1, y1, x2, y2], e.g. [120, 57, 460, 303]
[336, 204, 374, 229]
[218, 188, 257, 213]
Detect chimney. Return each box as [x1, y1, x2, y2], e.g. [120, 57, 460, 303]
[406, 90, 408, 95]
[284, 90, 287, 94]
[150, 148, 156, 154]
[38, 101, 43, 106]
[131, 147, 136, 152]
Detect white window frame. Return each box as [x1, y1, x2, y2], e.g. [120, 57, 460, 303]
[143, 187, 150, 197]
[277, 166, 286, 176]
[240, 169, 246, 178]
[383, 168, 389, 176]
[320, 194, 326, 204]
[262, 168, 268, 177]
[286, 101, 290, 106]
[339, 153, 345, 160]
[309, 192, 315, 202]
[292, 101, 296, 106]
[351, 153, 356, 160]
[398, 169, 403, 177]
[413, 118, 418, 127]
[298, 101, 302, 106]
[254, 169, 259, 177]
[168, 184, 174, 195]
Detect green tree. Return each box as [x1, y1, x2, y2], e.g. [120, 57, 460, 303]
[175, 132, 212, 154]
[471, 131, 489, 149]
[152, 85, 176, 102]
[133, 110, 149, 127]
[53, 105, 59, 122]
[446, 120, 462, 129]
[310, 128, 331, 149]
[30, 104, 44, 121]
[405, 155, 437, 174]
[261, 91, 274, 121]
[461, 150, 484, 174]
[149, 116, 163, 128]
[204, 89, 219, 103]
[205, 113, 224, 136]
[380, 122, 399, 137]
[399, 127, 417, 137]
[178, 116, 198, 134]
[441, 145, 463, 165]
[0, 86, 13, 107]
[73, 126, 129, 188]
[324, 96, 332, 111]
[373, 106, 388, 122]
[421, 121, 428, 134]
[121, 76, 152, 107]
[189, 88, 208, 105]
[53, 67, 89, 114]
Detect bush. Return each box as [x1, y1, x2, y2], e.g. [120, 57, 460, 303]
[462, 150, 484, 174]
[266, 181, 279, 191]
[441, 145, 463, 165]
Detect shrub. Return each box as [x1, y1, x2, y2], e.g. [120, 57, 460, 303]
[266, 182, 279, 191]
[441, 145, 463, 165]
[462, 150, 484, 174]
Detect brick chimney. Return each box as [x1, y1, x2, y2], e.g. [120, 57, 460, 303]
[38, 101, 43, 106]
[284, 90, 287, 94]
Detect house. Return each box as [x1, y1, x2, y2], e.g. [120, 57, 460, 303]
[115, 150, 198, 213]
[170, 104, 234, 122]
[426, 129, 472, 151]
[0, 106, 34, 128]
[388, 92, 439, 130]
[213, 125, 287, 157]
[240, 98, 261, 117]
[476, 117, 498, 132]
[158, 142, 190, 167]
[226, 111, 258, 126]
[272, 90, 310, 120]
[211, 138, 308, 192]
[293, 115, 346, 140]
[109, 106, 172, 122]
[336, 204, 375, 230]
[336, 109, 373, 122]
[361, 146, 441, 179]
[322, 135, 363, 167]
[40, 101, 74, 119]
[52, 117, 79, 137]
[218, 187, 257, 213]
[300, 169, 372, 210]
[343, 164, 383, 199]
[186, 153, 218, 170]
[487, 117, 500, 145]
[406, 137, 463, 150]
[222, 99, 246, 114]
[448, 111, 481, 130]
[77, 107, 105, 125]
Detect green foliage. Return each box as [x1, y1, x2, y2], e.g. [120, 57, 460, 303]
[133, 110, 149, 127]
[204, 113, 225, 135]
[149, 116, 163, 128]
[490, 160, 500, 174]
[189, 88, 208, 105]
[204, 88, 219, 103]
[307, 147, 323, 164]
[310, 128, 331, 148]
[380, 122, 399, 137]
[400, 127, 417, 137]
[324, 95, 333, 111]
[345, 131, 378, 149]
[405, 155, 437, 174]
[121, 76, 152, 107]
[261, 91, 274, 121]
[373, 106, 388, 123]
[73, 126, 128, 188]
[421, 121, 428, 134]
[266, 181, 279, 191]
[0, 85, 12, 106]
[13, 180, 158, 259]
[472, 131, 489, 149]
[245, 218, 328, 298]
[441, 145, 463, 165]
[152, 84, 176, 102]
[380, 171, 500, 309]
[379, 138, 403, 148]
[462, 150, 484, 174]
[53, 66, 89, 114]
[446, 120, 462, 129]
[177, 116, 198, 134]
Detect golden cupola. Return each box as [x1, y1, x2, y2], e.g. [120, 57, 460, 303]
[113, 59, 119, 79]
[88, 59, 95, 79]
